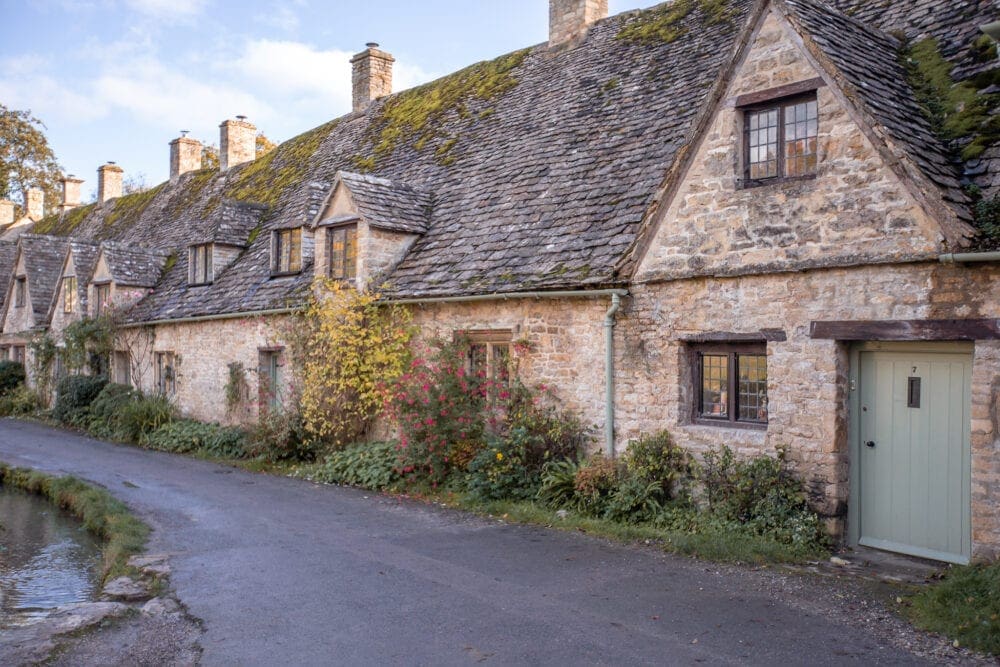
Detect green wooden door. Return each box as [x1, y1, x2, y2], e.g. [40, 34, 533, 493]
[857, 350, 971, 564]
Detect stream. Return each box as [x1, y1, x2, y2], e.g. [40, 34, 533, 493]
[0, 485, 102, 628]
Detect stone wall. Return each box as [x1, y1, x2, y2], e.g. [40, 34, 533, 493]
[617, 261, 1000, 559]
[635, 9, 948, 284]
[351, 46, 394, 113]
[548, 0, 608, 46]
[133, 315, 293, 425]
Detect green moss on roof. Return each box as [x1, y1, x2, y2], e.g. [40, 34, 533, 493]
[32, 202, 98, 236]
[219, 119, 339, 211]
[358, 48, 530, 167]
[903, 37, 1000, 160]
[167, 168, 218, 217]
[105, 183, 167, 232]
[617, 0, 735, 43]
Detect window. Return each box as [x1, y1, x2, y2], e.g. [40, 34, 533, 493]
[463, 330, 512, 389]
[114, 351, 131, 387]
[63, 276, 77, 313]
[692, 344, 768, 426]
[156, 352, 176, 395]
[258, 348, 283, 414]
[743, 95, 817, 185]
[94, 283, 111, 316]
[189, 244, 213, 285]
[12, 346, 26, 365]
[327, 225, 358, 280]
[272, 228, 302, 275]
[14, 277, 25, 308]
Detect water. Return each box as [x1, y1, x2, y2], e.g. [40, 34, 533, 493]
[0, 485, 102, 628]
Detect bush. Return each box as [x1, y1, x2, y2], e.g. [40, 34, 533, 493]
[245, 408, 314, 462]
[146, 419, 248, 458]
[121, 395, 175, 444]
[536, 458, 582, 509]
[0, 384, 42, 417]
[466, 427, 544, 502]
[86, 383, 141, 440]
[622, 430, 692, 502]
[301, 441, 401, 490]
[53, 374, 108, 425]
[0, 360, 26, 395]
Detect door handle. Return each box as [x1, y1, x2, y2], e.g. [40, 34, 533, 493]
[865, 440, 876, 448]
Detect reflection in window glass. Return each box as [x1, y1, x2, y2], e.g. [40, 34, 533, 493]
[701, 354, 729, 417]
[737, 354, 768, 422]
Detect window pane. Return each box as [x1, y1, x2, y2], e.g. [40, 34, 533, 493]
[784, 99, 818, 177]
[469, 344, 488, 378]
[738, 354, 768, 421]
[701, 354, 729, 417]
[289, 229, 302, 272]
[345, 227, 357, 279]
[492, 343, 510, 387]
[746, 108, 778, 180]
[329, 229, 345, 278]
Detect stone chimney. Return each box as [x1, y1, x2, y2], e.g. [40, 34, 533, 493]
[170, 132, 203, 182]
[25, 187, 44, 220]
[549, 0, 608, 47]
[0, 200, 14, 227]
[351, 43, 394, 113]
[97, 162, 124, 203]
[60, 175, 84, 214]
[220, 116, 256, 171]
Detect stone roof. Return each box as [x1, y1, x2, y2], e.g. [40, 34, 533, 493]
[0, 241, 17, 314]
[783, 0, 972, 224]
[17, 235, 70, 323]
[99, 242, 171, 288]
[327, 171, 432, 234]
[66, 240, 100, 310]
[196, 200, 268, 247]
[24, 0, 997, 323]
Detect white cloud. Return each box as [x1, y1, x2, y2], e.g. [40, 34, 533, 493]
[124, 0, 206, 19]
[0, 56, 109, 124]
[255, 5, 300, 33]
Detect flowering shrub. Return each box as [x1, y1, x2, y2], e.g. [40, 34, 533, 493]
[293, 279, 413, 447]
[466, 427, 542, 501]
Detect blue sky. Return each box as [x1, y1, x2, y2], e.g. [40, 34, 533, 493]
[2, 0, 653, 198]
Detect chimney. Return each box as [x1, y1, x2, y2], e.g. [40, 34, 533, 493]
[220, 116, 256, 171]
[0, 200, 14, 227]
[25, 187, 44, 221]
[351, 43, 394, 113]
[97, 162, 124, 203]
[170, 132, 203, 182]
[59, 175, 84, 213]
[549, 0, 608, 47]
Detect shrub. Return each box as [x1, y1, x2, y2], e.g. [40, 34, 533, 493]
[572, 454, 621, 515]
[245, 408, 314, 462]
[86, 383, 141, 440]
[53, 374, 108, 425]
[604, 478, 664, 524]
[466, 427, 544, 502]
[503, 381, 592, 468]
[0, 360, 26, 396]
[301, 441, 400, 490]
[0, 384, 42, 417]
[146, 419, 248, 458]
[536, 458, 582, 509]
[121, 395, 175, 444]
[622, 430, 692, 501]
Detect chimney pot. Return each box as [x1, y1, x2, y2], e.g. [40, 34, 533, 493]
[219, 117, 257, 171]
[549, 0, 608, 47]
[97, 163, 124, 203]
[0, 200, 15, 227]
[351, 43, 394, 113]
[25, 187, 44, 221]
[170, 135, 203, 182]
[59, 175, 85, 213]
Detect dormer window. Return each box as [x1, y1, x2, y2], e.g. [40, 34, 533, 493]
[272, 228, 302, 275]
[328, 225, 358, 281]
[95, 283, 111, 316]
[63, 276, 77, 313]
[14, 277, 25, 308]
[189, 244, 213, 285]
[741, 93, 817, 186]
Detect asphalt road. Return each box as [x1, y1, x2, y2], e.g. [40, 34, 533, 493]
[0, 420, 936, 665]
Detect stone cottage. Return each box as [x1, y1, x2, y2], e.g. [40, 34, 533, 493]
[3, 0, 999, 564]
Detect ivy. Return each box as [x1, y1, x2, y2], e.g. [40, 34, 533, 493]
[290, 280, 414, 448]
[224, 361, 250, 417]
[63, 315, 116, 374]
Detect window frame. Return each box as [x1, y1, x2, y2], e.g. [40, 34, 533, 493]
[689, 343, 769, 429]
[188, 243, 214, 286]
[271, 228, 303, 276]
[327, 224, 358, 281]
[12, 345, 26, 365]
[94, 282, 111, 316]
[258, 347, 284, 415]
[155, 351, 176, 396]
[460, 329, 513, 391]
[14, 276, 26, 308]
[63, 276, 77, 313]
[740, 91, 818, 188]
[114, 350, 131, 387]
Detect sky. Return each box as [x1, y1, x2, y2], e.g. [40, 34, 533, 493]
[2, 0, 654, 200]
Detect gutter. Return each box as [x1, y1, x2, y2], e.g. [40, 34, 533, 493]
[389, 288, 629, 305]
[939, 252, 1000, 264]
[121, 306, 296, 328]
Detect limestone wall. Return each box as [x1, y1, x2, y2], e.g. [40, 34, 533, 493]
[617, 261, 1000, 559]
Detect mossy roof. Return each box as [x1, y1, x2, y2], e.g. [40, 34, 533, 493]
[19, 0, 997, 323]
[0, 241, 17, 315]
[15, 235, 71, 323]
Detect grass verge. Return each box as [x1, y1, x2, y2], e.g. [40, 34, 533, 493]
[0, 462, 149, 582]
[905, 562, 1000, 655]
